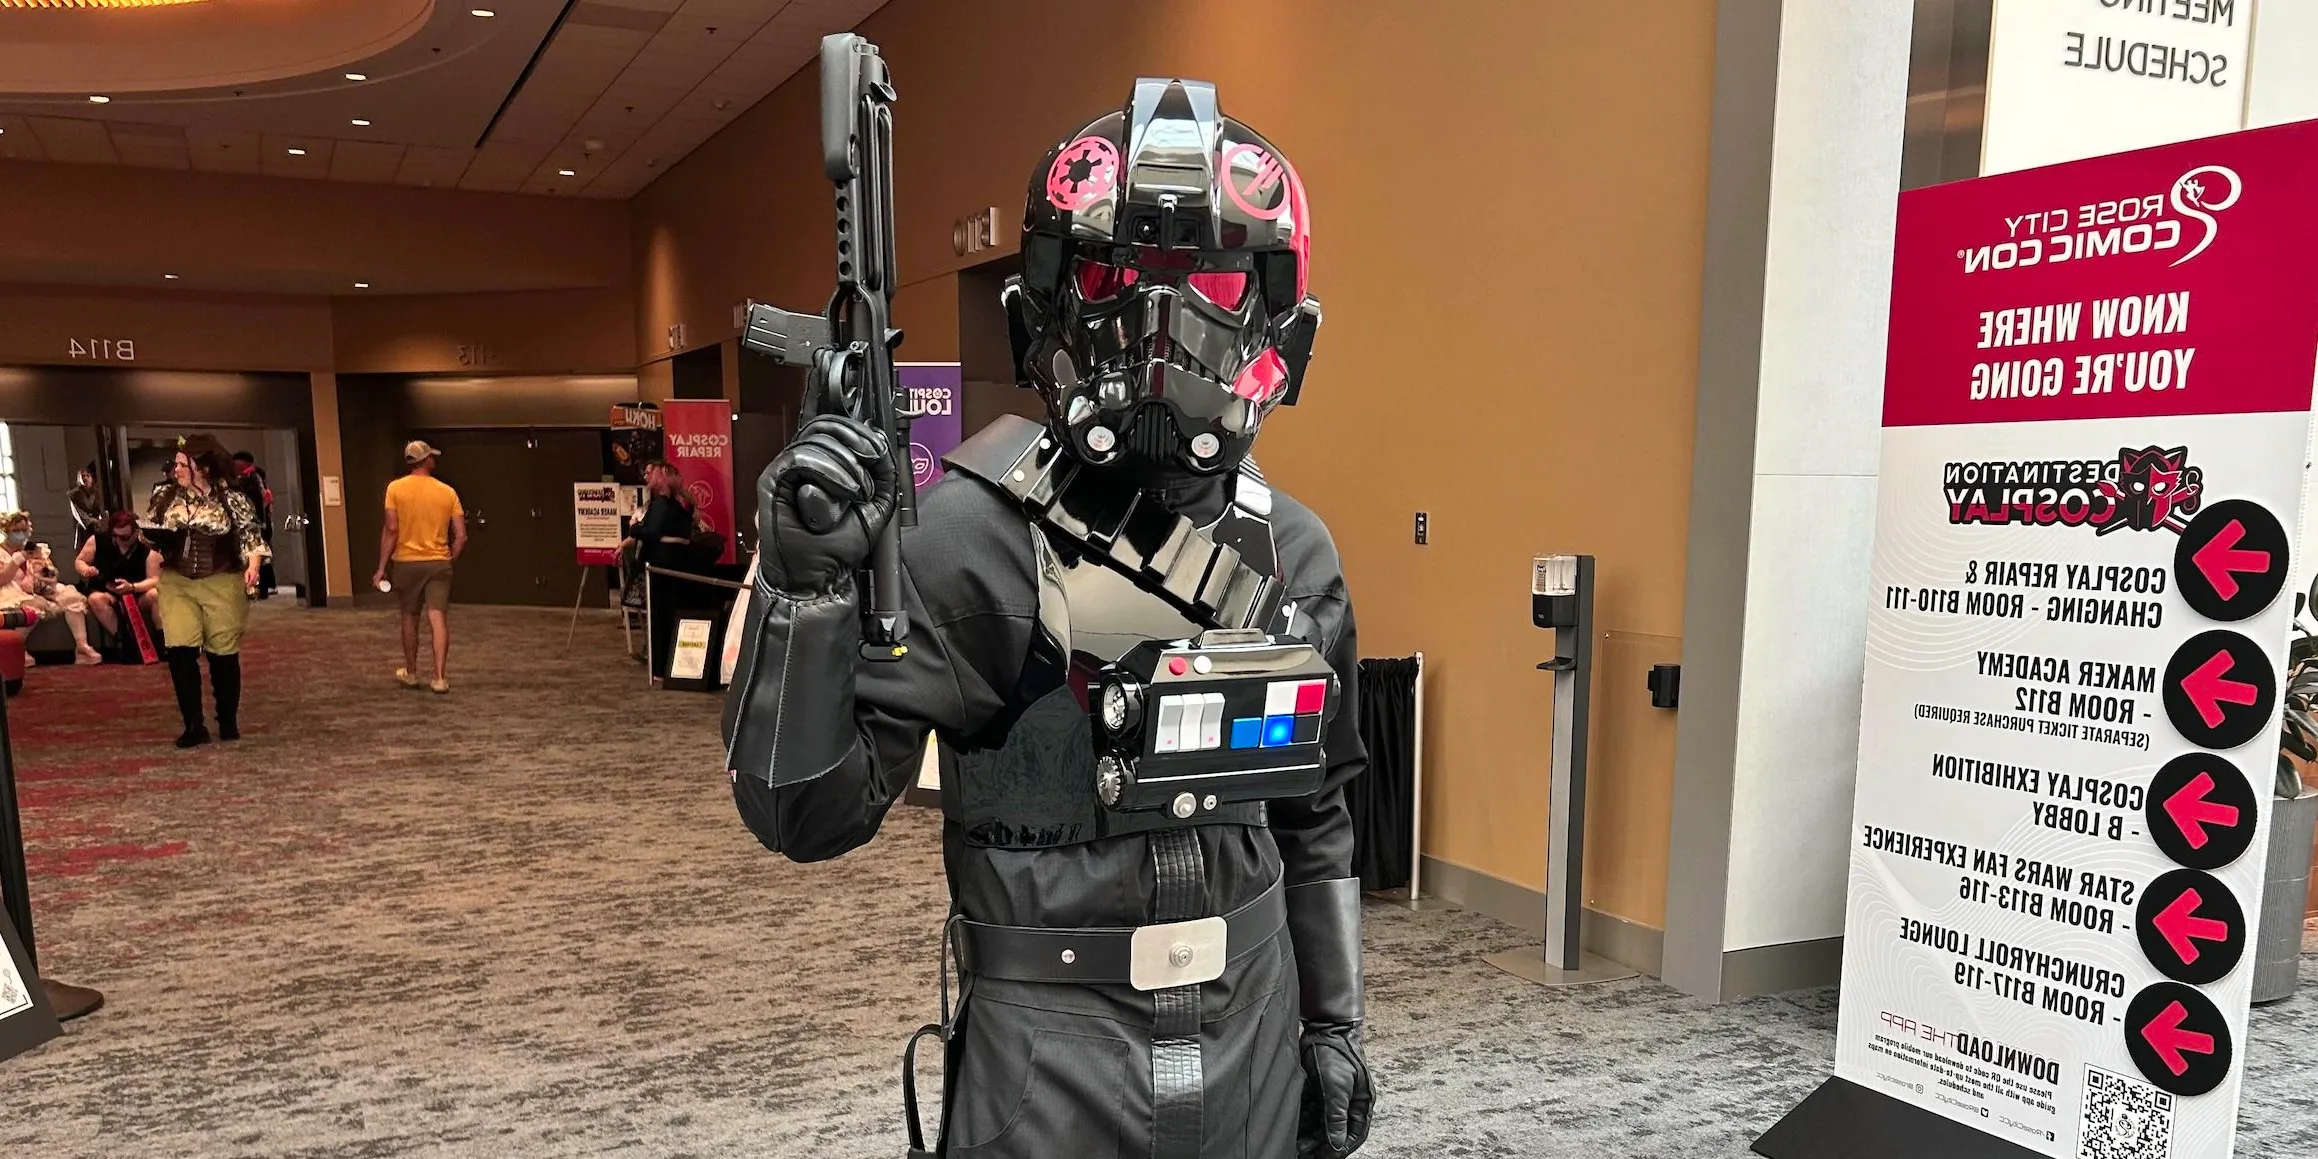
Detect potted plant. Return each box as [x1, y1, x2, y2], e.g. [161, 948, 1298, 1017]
[2254, 594, 2318, 1004]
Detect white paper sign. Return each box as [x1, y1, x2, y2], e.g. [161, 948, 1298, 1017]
[670, 618, 714, 681]
[1983, 0, 2252, 176]
[0, 944, 29, 1021]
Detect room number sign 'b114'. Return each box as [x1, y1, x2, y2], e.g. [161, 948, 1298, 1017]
[67, 338, 134, 362]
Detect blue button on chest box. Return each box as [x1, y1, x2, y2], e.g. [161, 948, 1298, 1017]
[1261, 716, 1296, 747]
[1230, 717, 1263, 749]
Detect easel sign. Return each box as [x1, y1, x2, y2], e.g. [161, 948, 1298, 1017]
[0, 912, 59, 1064]
[664, 617, 719, 692]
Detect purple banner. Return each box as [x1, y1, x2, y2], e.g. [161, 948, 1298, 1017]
[900, 363, 963, 491]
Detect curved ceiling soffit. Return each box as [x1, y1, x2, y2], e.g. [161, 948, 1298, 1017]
[0, 0, 437, 96]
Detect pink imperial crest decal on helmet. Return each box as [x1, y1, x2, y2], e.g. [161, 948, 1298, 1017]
[1046, 136, 1120, 212]
[1220, 142, 1292, 221]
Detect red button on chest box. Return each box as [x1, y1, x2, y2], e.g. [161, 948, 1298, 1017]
[1293, 679, 1328, 715]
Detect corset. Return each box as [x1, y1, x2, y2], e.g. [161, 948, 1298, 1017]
[174, 531, 241, 580]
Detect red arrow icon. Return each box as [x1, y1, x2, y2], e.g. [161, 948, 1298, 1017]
[2140, 1000, 2217, 1077]
[2151, 888, 2232, 965]
[2191, 519, 2271, 600]
[2164, 771, 2243, 849]
[2181, 650, 2260, 728]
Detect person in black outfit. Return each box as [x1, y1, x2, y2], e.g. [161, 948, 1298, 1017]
[231, 451, 277, 599]
[67, 465, 103, 551]
[619, 460, 697, 677]
[75, 510, 162, 650]
[619, 460, 695, 571]
[722, 80, 1370, 1159]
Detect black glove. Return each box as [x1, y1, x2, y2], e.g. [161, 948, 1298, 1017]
[758, 415, 896, 595]
[1298, 1021, 1373, 1158]
[1287, 878, 1372, 1157]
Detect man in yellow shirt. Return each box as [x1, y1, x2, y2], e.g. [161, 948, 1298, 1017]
[375, 440, 467, 693]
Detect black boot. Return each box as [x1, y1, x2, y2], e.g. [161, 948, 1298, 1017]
[208, 651, 241, 741]
[166, 647, 209, 748]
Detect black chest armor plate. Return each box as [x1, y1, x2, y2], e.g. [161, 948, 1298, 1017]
[940, 417, 1294, 850]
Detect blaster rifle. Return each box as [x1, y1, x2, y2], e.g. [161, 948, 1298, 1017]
[740, 33, 912, 660]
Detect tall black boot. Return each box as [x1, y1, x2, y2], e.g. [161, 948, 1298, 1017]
[166, 647, 209, 748]
[208, 651, 241, 741]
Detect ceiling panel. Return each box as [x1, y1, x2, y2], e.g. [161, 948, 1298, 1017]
[394, 144, 474, 188]
[0, 0, 893, 205]
[0, 114, 46, 163]
[109, 124, 191, 171]
[259, 135, 336, 180]
[330, 139, 408, 183]
[566, 1, 677, 34]
[28, 116, 119, 165]
[185, 125, 264, 174]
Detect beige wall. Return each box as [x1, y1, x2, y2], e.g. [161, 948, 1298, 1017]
[0, 284, 334, 372]
[332, 288, 636, 375]
[632, 0, 1719, 914]
[0, 159, 630, 296]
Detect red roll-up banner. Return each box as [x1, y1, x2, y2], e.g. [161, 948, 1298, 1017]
[661, 400, 736, 566]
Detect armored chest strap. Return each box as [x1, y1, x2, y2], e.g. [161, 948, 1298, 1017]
[945, 416, 1281, 632]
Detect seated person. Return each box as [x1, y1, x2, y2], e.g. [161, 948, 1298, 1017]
[0, 511, 100, 665]
[77, 511, 161, 648]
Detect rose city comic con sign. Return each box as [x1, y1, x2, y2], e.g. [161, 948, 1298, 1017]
[1760, 121, 2318, 1159]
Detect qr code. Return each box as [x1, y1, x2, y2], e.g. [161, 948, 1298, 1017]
[2080, 1066, 2173, 1159]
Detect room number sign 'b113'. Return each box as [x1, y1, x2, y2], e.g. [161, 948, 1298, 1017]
[67, 338, 134, 362]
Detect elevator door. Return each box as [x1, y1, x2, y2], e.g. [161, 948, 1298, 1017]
[411, 428, 604, 607]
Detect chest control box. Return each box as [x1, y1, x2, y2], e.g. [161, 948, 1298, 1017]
[1091, 628, 1337, 815]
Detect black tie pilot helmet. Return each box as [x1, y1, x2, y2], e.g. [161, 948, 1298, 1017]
[1005, 79, 1322, 481]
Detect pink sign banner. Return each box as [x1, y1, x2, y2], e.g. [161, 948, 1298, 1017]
[1885, 121, 2318, 428]
[661, 400, 736, 566]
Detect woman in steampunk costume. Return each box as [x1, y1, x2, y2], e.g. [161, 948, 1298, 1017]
[148, 434, 267, 748]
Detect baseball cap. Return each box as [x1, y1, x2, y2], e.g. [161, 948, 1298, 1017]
[404, 440, 444, 463]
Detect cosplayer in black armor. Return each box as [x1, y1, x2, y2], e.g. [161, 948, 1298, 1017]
[723, 79, 1372, 1158]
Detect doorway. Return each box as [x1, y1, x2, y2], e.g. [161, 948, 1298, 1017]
[410, 428, 605, 607]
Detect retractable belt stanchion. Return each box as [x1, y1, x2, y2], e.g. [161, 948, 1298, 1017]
[1485, 554, 1636, 987]
[0, 607, 104, 1022]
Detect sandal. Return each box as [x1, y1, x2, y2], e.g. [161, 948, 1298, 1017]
[395, 668, 421, 689]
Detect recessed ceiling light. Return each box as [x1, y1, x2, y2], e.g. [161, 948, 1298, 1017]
[287, 147, 307, 156]
[351, 118, 371, 127]
[344, 72, 368, 82]
[354, 282, 370, 289]
[470, 7, 495, 16]
[558, 169, 576, 177]
[88, 95, 110, 104]
[163, 273, 179, 280]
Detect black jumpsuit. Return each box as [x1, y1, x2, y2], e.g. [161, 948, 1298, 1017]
[726, 446, 1364, 1158]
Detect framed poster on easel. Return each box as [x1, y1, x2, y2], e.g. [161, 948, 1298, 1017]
[0, 912, 58, 1064]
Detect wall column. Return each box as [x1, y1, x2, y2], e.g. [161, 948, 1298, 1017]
[308, 371, 354, 601]
[1663, 0, 1913, 1001]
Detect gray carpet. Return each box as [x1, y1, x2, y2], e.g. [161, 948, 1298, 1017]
[2, 604, 2315, 1157]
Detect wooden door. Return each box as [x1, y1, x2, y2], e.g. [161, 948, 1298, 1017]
[414, 429, 541, 606]
[528, 429, 611, 603]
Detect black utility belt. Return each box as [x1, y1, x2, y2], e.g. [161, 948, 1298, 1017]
[954, 877, 1284, 992]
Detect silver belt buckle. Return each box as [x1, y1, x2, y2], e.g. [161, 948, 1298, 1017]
[1128, 916, 1229, 991]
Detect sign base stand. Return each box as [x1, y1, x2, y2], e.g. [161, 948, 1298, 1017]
[1754, 1077, 2043, 1159]
[43, 979, 101, 1022]
[1481, 948, 1635, 988]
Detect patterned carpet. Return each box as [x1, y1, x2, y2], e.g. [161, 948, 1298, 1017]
[1, 604, 2315, 1157]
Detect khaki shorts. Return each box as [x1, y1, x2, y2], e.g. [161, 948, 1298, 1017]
[158, 570, 248, 654]
[391, 560, 454, 614]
